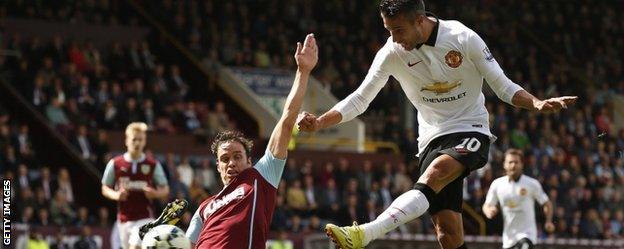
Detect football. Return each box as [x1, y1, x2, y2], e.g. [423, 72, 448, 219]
[141, 225, 191, 249]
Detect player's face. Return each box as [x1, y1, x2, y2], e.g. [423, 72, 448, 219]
[216, 141, 252, 185]
[503, 154, 523, 178]
[125, 131, 146, 154]
[382, 13, 424, 51]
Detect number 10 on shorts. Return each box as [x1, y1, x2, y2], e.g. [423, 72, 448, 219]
[455, 137, 481, 152]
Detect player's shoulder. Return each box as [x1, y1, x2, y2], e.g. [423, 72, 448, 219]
[380, 36, 399, 55]
[521, 175, 542, 186]
[438, 19, 478, 46]
[488, 177, 504, 188]
[439, 19, 474, 35]
[109, 154, 125, 164]
[143, 155, 160, 165]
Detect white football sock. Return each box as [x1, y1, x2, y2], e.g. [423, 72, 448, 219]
[360, 189, 430, 245]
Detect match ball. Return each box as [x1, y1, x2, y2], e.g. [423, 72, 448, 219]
[141, 225, 191, 249]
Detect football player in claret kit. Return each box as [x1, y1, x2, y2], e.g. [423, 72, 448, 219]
[296, 1, 576, 248]
[483, 149, 554, 249]
[180, 33, 318, 249]
[101, 122, 170, 249]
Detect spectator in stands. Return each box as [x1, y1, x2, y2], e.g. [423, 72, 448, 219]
[50, 189, 77, 225]
[282, 158, 300, 183]
[73, 124, 95, 162]
[56, 168, 74, 203]
[19, 206, 35, 224]
[16, 163, 31, 189]
[286, 179, 307, 215]
[73, 226, 98, 249]
[75, 206, 95, 227]
[318, 178, 340, 216]
[50, 232, 71, 249]
[169, 65, 188, 98]
[27, 229, 50, 249]
[302, 174, 320, 215]
[177, 156, 194, 188]
[36, 208, 52, 226]
[356, 160, 374, 192]
[188, 177, 208, 203]
[97, 207, 112, 228]
[46, 97, 72, 130]
[33, 166, 55, 201]
[93, 129, 111, 167]
[197, 159, 218, 194]
[271, 195, 290, 231]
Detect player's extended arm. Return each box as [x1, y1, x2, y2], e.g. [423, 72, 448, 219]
[466, 31, 577, 113]
[542, 200, 555, 233]
[267, 33, 318, 159]
[511, 90, 577, 113]
[482, 203, 499, 219]
[298, 42, 392, 132]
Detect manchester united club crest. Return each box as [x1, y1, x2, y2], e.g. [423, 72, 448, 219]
[519, 188, 527, 196]
[445, 50, 463, 68]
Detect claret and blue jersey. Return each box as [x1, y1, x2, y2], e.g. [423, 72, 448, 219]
[186, 149, 286, 249]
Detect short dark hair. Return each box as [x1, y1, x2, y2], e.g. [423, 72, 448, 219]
[211, 130, 253, 157]
[380, 0, 425, 18]
[504, 148, 524, 161]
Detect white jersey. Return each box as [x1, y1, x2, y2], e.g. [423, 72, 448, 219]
[332, 17, 523, 155]
[485, 175, 549, 248]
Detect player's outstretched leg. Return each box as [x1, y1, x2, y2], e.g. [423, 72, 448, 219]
[325, 155, 464, 248]
[325, 185, 433, 249]
[139, 199, 189, 239]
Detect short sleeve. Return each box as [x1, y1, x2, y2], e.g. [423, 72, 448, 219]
[253, 149, 287, 188]
[152, 162, 168, 186]
[101, 159, 116, 187]
[186, 208, 203, 243]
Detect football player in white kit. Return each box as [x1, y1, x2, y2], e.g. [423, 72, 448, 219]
[296, 0, 575, 248]
[483, 149, 555, 249]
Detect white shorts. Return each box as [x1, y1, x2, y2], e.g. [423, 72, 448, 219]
[118, 218, 153, 249]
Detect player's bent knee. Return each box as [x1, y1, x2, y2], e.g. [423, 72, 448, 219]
[418, 155, 465, 192]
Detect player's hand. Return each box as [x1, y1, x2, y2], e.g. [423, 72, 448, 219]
[295, 33, 318, 74]
[296, 112, 320, 132]
[544, 221, 555, 233]
[534, 96, 578, 113]
[118, 188, 129, 201]
[482, 205, 498, 219]
[143, 186, 158, 199]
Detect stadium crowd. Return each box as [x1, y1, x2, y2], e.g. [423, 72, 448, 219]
[1, 0, 623, 247]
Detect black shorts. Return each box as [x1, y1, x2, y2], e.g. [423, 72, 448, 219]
[414, 132, 490, 214]
[504, 238, 534, 249]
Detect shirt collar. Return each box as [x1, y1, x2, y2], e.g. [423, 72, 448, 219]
[508, 174, 522, 182]
[416, 12, 439, 49]
[123, 152, 145, 163]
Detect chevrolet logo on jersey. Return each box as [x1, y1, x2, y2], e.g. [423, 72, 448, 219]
[421, 80, 462, 95]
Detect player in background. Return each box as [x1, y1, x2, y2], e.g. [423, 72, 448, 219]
[101, 122, 170, 249]
[183, 33, 318, 249]
[296, 0, 576, 248]
[483, 149, 554, 249]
